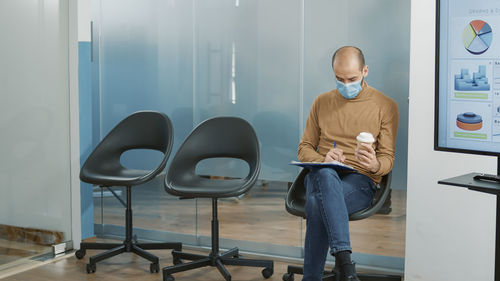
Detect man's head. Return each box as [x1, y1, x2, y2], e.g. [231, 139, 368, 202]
[331, 46, 368, 84]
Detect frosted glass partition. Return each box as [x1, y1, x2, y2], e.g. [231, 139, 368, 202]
[96, 0, 197, 235]
[96, 0, 409, 186]
[0, 0, 73, 260]
[98, 0, 301, 182]
[193, 0, 301, 180]
[99, 0, 194, 169]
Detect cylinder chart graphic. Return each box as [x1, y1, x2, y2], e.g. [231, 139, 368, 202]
[462, 20, 493, 55]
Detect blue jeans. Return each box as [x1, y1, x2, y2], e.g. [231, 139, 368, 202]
[302, 168, 376, 281]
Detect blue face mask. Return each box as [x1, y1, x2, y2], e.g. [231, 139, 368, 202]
[336, 79, 363, 99]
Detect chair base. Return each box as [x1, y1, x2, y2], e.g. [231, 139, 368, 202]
[282, 265, 402, 281]
[76, 240, 182, 274]
[75, 186, 182, 273]
[163, 247, 274, 281]
[162, 199, 273, 281]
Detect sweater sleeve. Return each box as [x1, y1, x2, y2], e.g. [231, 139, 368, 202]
[373, 100, 399, 176]
[298, 98, 325, 162]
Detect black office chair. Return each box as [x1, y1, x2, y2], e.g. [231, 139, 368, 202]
[162, 117, 274, 281]
[75, 111, 182, 274]
[282, 169, 402, 281]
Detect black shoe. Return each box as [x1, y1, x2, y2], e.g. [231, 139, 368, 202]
[342, 274, 360, 281]
[339, 262, 360, 281]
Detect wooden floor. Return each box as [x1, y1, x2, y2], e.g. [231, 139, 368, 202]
[3, 244, 295, 281]
[95, 178, 406, 257]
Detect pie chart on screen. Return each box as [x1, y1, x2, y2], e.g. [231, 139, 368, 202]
[463, 20, 493, 55]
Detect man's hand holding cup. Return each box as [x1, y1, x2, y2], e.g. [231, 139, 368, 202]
[355, 132, 380, 173]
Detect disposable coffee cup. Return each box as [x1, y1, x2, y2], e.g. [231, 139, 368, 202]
[356, 132, 375, 150]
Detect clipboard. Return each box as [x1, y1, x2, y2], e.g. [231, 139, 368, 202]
[290, 160, 357, 172]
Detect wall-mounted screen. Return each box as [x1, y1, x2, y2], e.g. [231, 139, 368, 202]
[435, 0, 500, 156]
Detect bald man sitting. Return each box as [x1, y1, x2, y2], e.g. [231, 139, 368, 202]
[297, 46, 399, 281]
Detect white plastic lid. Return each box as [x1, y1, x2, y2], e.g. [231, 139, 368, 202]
[356, 132, 375, 143]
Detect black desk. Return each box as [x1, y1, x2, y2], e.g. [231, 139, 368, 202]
[439, 172, 500, 281]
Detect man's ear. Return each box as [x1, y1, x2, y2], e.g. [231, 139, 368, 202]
[363, 65, 369, 77]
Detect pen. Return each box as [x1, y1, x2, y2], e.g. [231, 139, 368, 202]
[333, 141, 337, 148]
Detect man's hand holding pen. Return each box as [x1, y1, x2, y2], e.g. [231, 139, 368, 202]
[324, 141, 346, 163]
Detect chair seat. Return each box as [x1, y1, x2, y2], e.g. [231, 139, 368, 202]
[166, 177, 250, 198]
[81, 167, 154, 186]
[285, 169, 391, 221]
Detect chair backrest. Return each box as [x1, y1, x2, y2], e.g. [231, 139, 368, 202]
[80, 111, 173, 185]
[166, 117, 260, 194]
[285, 169, 392, 221]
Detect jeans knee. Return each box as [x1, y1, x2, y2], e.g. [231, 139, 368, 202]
[306, 168, 343, 199]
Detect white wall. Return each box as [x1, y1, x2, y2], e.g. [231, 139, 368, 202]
[405, 0, 496, 280]
[0, 0, 80, 245]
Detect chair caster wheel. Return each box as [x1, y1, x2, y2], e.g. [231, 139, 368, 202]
[262, 267, 273, 278]
[173, 257, 183, 265]
[86, 263, 96, 274]
[164, 274, 175, 281]
[75, 249, 86, 259]
[150, 262, 159, 273]
[282, 272, 294, 281]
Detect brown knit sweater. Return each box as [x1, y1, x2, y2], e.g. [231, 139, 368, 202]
[297, 82, 399, 184]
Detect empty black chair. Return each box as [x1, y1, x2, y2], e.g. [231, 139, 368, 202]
[282, 169, 402, 281]
[75, 111, 182, 274]
[162, 117, 274, 281]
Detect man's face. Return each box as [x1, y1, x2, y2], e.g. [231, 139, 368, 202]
[333, 58, 368, 84]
